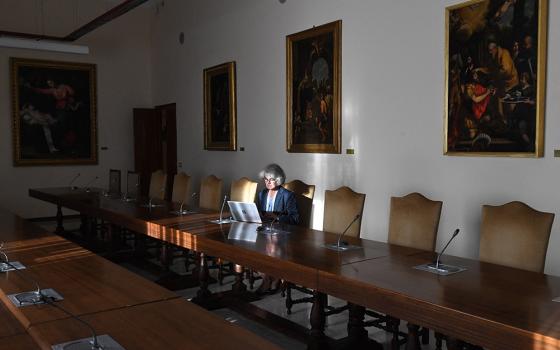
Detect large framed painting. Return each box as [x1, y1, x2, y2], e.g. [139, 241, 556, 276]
[286, 20, 341, 153]
[444, 0, 547, 157]
[11, 57, 97, 166]
[203, 61, 237, 151]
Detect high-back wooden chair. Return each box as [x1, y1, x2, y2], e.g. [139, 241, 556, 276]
[285, 186, 365, 315]
[125, 171, 140, 200]
[171, 172, 192, 204]
[323, 186, 366, 237]
[108, 169, 121, 196]
[480, 201, 554, 273]
[284, 180, 315, 228]
[388, 192, 443, 251]
[199, 175, 222, 211]
[148, 170, 167, 200]
[230, 177, 258, 202]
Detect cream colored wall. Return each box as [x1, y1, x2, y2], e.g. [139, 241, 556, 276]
[0, 3, 153, 218]
[150, 0, 560, 275]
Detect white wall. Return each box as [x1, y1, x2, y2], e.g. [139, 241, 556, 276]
[0, 4, 153, 218]
[151, 0, 559, 276]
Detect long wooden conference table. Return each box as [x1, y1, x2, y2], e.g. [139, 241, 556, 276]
[0, 206, 280, 349]
[29, 187, 560, 350]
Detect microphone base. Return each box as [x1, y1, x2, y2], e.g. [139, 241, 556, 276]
[8, 288, 63, 307]
[324, 243, 362, 251]
[52, 334, 126, 350]
[0, 261, 26, 273]
[70, 186, 78, 191]
[140, 203, 164, 208]
[209, 218, 234, 224]
[171, 210, 196, 216]
[414, 263, 467, 276]
[121, 196, 136, 202]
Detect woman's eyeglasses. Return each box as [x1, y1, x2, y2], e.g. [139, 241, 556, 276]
[263, 177, 277, 183]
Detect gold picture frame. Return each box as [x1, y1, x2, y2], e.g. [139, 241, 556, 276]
[203, 62, 237, 151]
[11, 57, 97, 166]
[286, 20, 341, 153]
[444, 0, 547, 157]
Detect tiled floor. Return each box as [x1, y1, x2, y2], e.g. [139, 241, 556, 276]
[38, 221, 446, 349]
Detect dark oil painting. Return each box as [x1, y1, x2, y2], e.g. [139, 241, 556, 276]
[203, 62, 237, 151]
[287, 20, 341, 153]
[11, 58, 97, 165]
[445, 0, 547, 157]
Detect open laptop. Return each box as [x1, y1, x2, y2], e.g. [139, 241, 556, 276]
[227, 201, 262, 224]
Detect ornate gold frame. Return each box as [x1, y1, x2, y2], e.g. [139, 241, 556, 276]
[11, 57, 97, 166]
[286, 20, 341, 154]
[203, 62, 237, 151]
[444, 0, 547, 157]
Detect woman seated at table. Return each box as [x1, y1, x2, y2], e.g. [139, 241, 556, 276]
[257, 163, 299, 225]
[255, 163, 299, 294]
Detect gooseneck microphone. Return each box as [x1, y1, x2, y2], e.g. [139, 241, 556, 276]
[42, 296, 103, 350]
[69, 173, 81, 190]
[433, 228, 460, 269]
[84, 176, 99, 193]
[337, 214, 361, 248]
[219, 195, 228, 222]
[0, 247, 42, 304]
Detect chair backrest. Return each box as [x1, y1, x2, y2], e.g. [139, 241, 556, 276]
[126, 171, 140, 199]
[323, 186, 365, 237]
[172, 172, 192, 203]
[284, 180, 315, 228]
[108, 169, 121, 195]
[387, 192, 442, 251]
[480, 201, 554, 273]
[199, 175, 223, 211]
[230, 177, 258, 202]
[149, 170, 167, 200]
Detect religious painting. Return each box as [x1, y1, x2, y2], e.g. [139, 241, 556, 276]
[11, 58, 97, 166]
[287, 20, 341, 153]
[444, 0, 547, 157]
[203, 62, 237, 151]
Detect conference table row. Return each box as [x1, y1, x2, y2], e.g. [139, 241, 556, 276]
[0, 208, 281, 349]
[29, 187, 560, 350]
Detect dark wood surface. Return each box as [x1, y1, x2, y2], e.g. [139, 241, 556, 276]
[28, 298, 280, 350]
[0, 254, 178, 328]
[0, 299, 26, 339]
[0, 333, 40, 350]
[28, 187, 560, 350]
[318, 250, 560, 349]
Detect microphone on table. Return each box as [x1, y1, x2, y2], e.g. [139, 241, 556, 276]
[431, 228, 460, 270]
[324, 214, 361, 251]
[84, 176, 99, 193]
[0, 244, 42, 305]
[69, 173, 81, 190]
[210, 195, 232, 224]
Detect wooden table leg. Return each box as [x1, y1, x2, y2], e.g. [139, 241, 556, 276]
[308, 290, 327, 350]
[347, 303, 367, 342]
[192, 252, 212, 304]
[160, 243, 172, 272]
[405, 323, 421, 350]
[390, 317, 401, 350]
[446, 337, 462, 350]
[55, 205, 65, 234]
[231, 264, 247, 294]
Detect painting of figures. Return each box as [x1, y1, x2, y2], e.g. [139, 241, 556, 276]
[203, 62, 237, 151]
[445, 0, 547, 156]
[287, 20, 341, 153]
[11, 58, 97, 165]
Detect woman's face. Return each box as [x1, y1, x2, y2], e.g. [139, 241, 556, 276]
[263, 176, 278, 190]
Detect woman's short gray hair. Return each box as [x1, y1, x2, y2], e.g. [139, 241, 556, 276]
[259, 163, 286, 186]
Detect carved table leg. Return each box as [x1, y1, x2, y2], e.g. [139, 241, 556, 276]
[231, 264, 247, 294]
[347, 303, 367, 342]
[160, 243, 172, 272]
[55, 205, 65, 234]
[446, 337, 462, 350]
[405, 323, 421, 350]
[308, 290, 327, 350]
[192, 252, 212, 304]
[390, 317, 401, 350]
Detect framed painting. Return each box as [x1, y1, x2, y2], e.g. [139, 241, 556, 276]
[11, 57, 97, 166]
[286, 20, 341, 153]
[444, 0, 547, 157]
[203, 61, 237, 151]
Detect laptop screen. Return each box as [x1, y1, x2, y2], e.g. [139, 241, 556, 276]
[227, 201, 262, 223]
